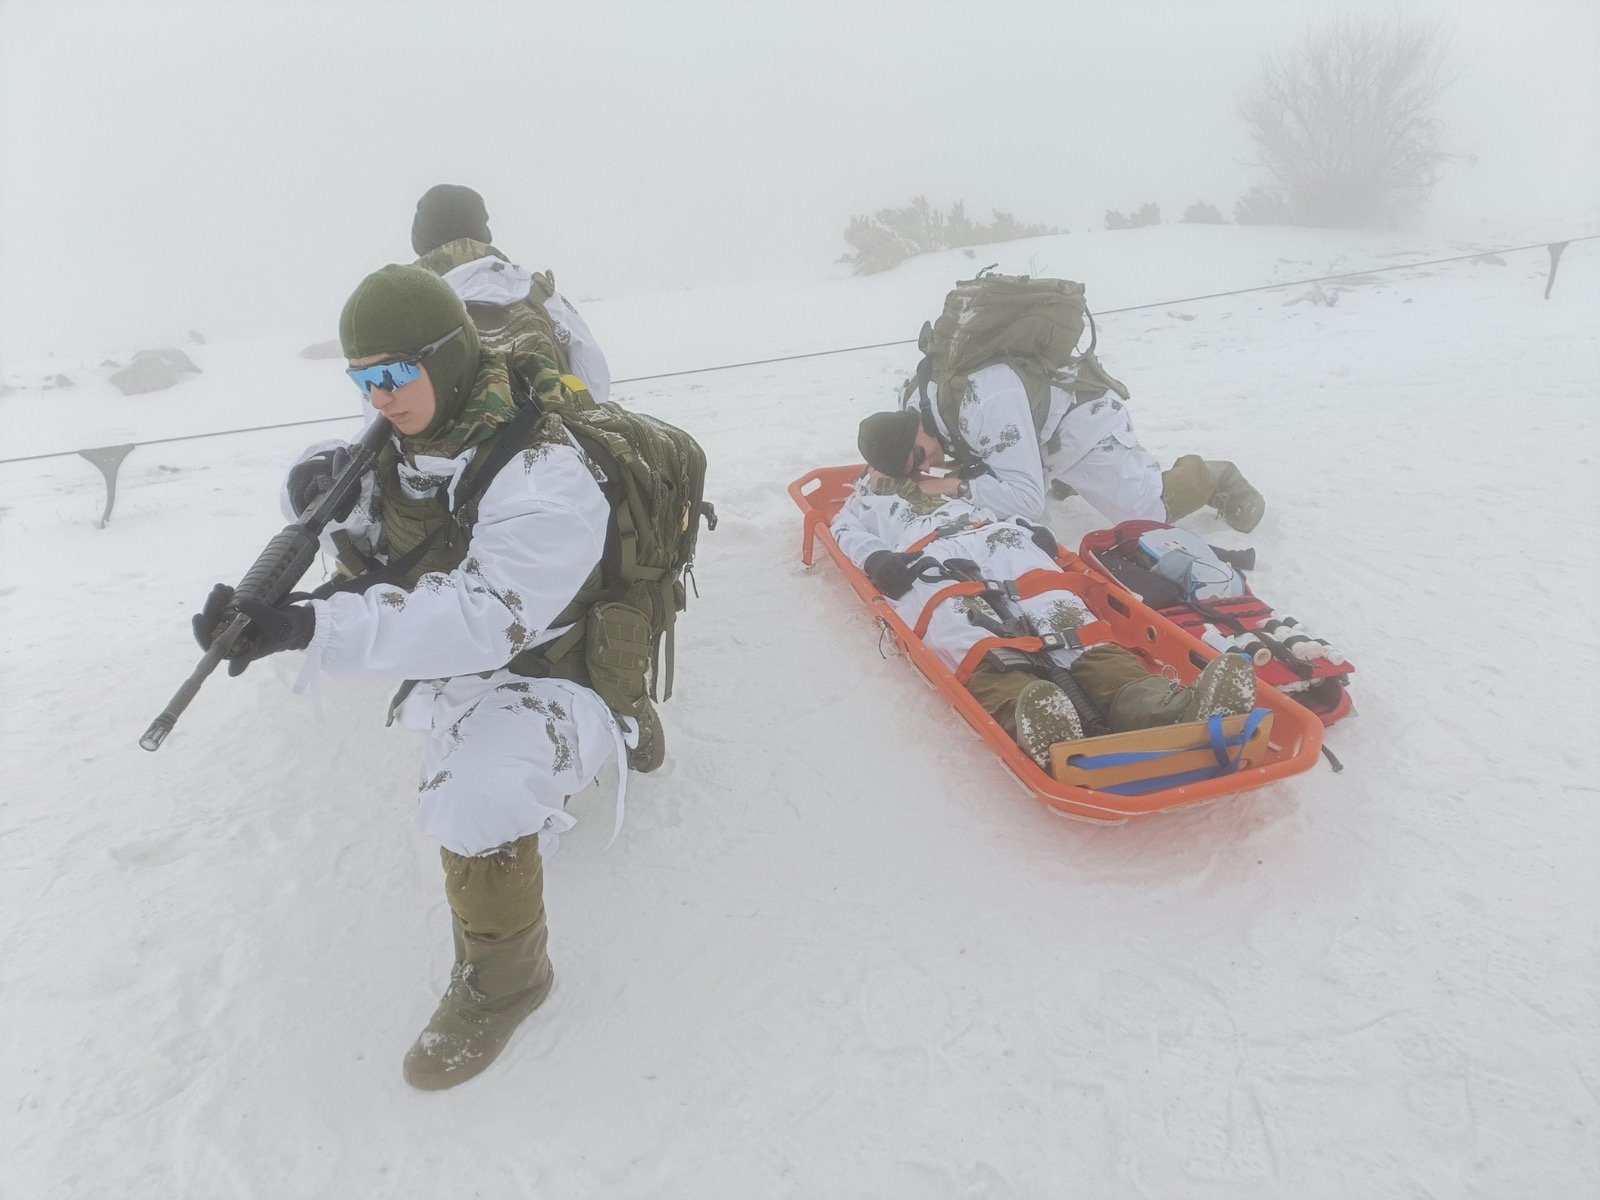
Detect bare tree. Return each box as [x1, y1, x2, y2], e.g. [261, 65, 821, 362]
[1240, 15, 1452, 227]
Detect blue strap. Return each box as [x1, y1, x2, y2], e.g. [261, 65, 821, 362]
[1068, 745, 1196, 770]
[1070, 710, 1262, 771]
[1067, 708, 1270, 794]
[1203, 708, 1267, 771]
[1097, 764, 1244, 796]
[1207, 713, 1230, 765]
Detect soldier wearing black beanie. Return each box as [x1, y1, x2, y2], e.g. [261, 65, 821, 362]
[408, 185, 614, 405]
[411, 184, 493, 257]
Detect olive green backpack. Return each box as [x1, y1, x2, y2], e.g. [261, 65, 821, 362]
[914, 268, 1130, 465]
[540, 387, 715, 708]
[324, 380, 715, 716]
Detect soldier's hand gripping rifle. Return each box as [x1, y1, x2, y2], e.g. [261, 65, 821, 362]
[139, 418, 392, 752]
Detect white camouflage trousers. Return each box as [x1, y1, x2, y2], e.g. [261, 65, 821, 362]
[1047, 408, 1167, 525]
[396, 670, 626, 856]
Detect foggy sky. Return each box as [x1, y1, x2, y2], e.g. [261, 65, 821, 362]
[1, 0, 1595, 364]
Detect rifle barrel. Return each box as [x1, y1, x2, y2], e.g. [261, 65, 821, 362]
[139, 612, 251, 750]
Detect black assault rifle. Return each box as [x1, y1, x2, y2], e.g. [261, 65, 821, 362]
[139, 417, 392, 752]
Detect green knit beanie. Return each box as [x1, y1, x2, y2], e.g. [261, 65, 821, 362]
[857, 409, 921, 476]
[339, 264, 482, 437]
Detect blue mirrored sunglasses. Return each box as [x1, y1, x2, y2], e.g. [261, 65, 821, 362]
[346, 325, 464, 398]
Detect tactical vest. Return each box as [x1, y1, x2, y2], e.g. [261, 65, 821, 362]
[366, 355, 606, 691]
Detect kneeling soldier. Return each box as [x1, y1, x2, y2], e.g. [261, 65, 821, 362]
[195, 266, 655, 1089]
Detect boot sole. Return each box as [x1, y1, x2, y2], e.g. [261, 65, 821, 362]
[626, 705, 666, 773]
[1015, 680, 1086, 768]
[1180, 656, 1257, 724]
[1224, 498, 1266, 533]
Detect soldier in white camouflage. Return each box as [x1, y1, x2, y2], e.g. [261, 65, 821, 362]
[858, 367, 1266, 533]
[194, 265, 651, 1090]
[411, 183, 612, 402]
[833, 465, 1257, 765]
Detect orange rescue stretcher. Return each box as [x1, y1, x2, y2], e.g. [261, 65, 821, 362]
[790, 465, 1324, 822]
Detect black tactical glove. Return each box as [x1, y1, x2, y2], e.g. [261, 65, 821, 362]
[1210, 545, 1256, 573]
[863, 550, 926, 600]
[286, 446, 357, 520]
[191, 583, 316, 676]
[955, 460, 994, 481]
[1019, 519, 1059, 560]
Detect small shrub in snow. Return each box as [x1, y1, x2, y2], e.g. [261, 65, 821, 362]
[1233, 186, 1294, 225]
[1104, 203, 1161, 230]
[843, 198, 1057, 275]
[983, 210, 1058, 243]
[1182, 202, 1225, 224]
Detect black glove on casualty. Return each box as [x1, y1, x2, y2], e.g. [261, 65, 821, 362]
[191, 583, 316, 676]
[286, 446, 357, 520]
[1020, 519, 1059, 559]
[863, 550, 926, 600]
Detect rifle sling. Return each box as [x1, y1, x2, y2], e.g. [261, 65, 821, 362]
[308, 397, 547, 602]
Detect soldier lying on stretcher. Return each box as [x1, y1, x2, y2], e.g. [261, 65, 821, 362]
[831, 463, 1258, 767]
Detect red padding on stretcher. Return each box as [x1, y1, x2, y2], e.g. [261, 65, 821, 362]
[1079, 520, 1356, 728]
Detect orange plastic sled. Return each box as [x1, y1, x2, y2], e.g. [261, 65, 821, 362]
[790, 465, 1324, 822]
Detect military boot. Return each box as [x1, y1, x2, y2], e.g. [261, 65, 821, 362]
[1107, 654, 1257, 731]
[404, 835, 554, 1091]
[1106, 674, 1189, 731]
[1205, 461, 1267, 533]
[627, 698, 666, 773]
[1177, 653, 1257, 722]
[1014, 680, 1086, 768]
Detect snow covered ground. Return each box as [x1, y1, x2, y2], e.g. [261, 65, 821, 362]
[2, 224, 1597, 1198]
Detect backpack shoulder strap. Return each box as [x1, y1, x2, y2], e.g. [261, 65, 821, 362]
[918, 355, 997, 480]
[451, 393, 548, 513]
[1002, 357, 1055, 432]
[914, 355, 940, 437]
[307, 400, 547, 601]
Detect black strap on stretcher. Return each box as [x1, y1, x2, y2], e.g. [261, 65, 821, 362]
[925, 557, 1112, 737]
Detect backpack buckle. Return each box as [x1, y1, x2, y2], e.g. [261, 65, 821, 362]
[1037, 630, 1082, 653]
